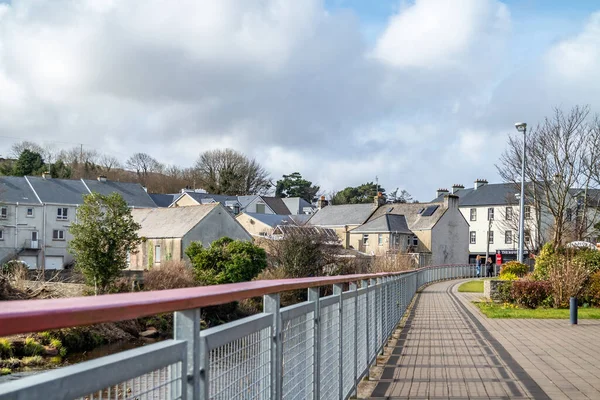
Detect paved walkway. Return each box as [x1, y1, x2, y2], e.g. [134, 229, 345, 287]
[368, 279, 600, 399]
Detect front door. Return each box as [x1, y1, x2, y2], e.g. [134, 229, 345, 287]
[31, 231, 38, 241]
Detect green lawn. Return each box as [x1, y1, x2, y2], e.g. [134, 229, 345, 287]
[474, 302, 600, 319]
[458, 280, 484, 293]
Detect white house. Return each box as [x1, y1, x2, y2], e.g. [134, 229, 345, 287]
[0, 175, 157, 270]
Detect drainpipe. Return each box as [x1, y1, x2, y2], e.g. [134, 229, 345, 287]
[42, 204, 46, 273]
[15, 202, 19, 250]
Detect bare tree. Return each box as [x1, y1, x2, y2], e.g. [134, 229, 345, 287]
[194, 149, 270, 195]
[99, 154, 122, 173]
[10, 141, 46, 159]
[497, 106, 600, 247]
[126, 153, 161, 186]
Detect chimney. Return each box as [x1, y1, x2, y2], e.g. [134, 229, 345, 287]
[474, 178, 488, 190]
[42, 171, 51, 179]
[373, 192, 385, 208]
[451, 184, 464, 194]
[97, 175, 107, 182]
[317, 195, 328, 210]
[142, 186, 148, 193]
[436, 188, 449, 198]
[444, 194, 459, 209]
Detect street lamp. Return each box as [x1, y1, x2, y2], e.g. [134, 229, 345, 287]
[515, 122, 527, 263]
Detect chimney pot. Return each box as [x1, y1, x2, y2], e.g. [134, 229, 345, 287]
[436, 188, 449, 198]
[451, 184, 464, 194]
[97, 175, 107, 182]
[474, 178, 488, 190]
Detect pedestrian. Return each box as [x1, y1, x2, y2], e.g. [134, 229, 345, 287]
[475, 255, 481, 277]
[486, 257, 494, 277]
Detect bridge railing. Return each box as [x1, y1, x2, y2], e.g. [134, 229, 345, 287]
[0, 264, 477, 400]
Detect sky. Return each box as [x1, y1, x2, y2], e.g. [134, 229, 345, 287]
[1, 0, 600, 201]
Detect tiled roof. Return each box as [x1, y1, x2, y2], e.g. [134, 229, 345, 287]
[0, 176, 40, 204]
[132, 204, 218, 238]
[84, 179, 156, 208]
[282, 197, 315, 215]
[351, 214, 412, 234]
[26, 176, 89, 204]
[242, 212, 297, 228]
[272, 225, 340, 243]
[262, 196, 291, 215]
[149, 193, 178, 208]
[368, 202, 447, 231]
[308, 203, 376, 226]
[431, 182, 536, 207]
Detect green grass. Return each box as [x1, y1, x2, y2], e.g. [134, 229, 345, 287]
[458, 280, 484, 293]
[475, 302, 600, 319]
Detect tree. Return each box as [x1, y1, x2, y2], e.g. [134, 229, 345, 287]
[12, 149, 46, 176]
[185, 237, 267, 285]
[331, 182, 385, 204]
[126, 152, 162, 186]
[68, 192, 141, 294]
[194, 149, 270, 195]
[275, 172, 320, 202]
[99, 154, 122, 173]
[497, 106, 600, 247]
[49, 160, 72, 179]
[387, 188, 413, 203]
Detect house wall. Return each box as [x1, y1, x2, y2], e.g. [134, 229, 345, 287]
[171, 194, 199, 207]
[413, 231, 431, 253]
[243, 197, 275, 214]
[181, 206, 252, 250]
[235, 214, 273, 237]
[432, 209, 469, 265]
[129, 238, 182, 270]
[349, 232, 410, 255]
[43, 204, 78, 268]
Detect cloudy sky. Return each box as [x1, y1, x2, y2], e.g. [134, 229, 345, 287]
[1, 0, 600, 200]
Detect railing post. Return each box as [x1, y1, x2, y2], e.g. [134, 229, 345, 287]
[174, 308, 202, 400]
[308, 287, 321, 399]
[334, 283, 344, 400]
[350, 282, 358, 398]
[362, 279, 369, 376]
[264, 294, 282, 400]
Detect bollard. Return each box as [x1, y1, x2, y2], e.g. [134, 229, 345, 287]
[570, 297, 578, 325]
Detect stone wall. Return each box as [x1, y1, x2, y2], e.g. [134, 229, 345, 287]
[484, 279, 509, 301]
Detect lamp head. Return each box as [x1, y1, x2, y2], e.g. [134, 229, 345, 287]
[515, 122, 527, 133]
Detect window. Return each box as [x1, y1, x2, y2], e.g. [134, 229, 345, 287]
[155, 245, 161, 264]
[469, 231, 476, 244]
[0, 229, 3, 240]
[233, 205, 240, 215]
[524, 229, 531, 243]
[26, 208, 34, 217]
[52, 230, 65, 240]
[31, 231, 38, 241]
[470, 208, 477, 221]
[505, 207, 513, 220]
[255, 203, 266, 214]
[505, 230, 513, 244]
[57, 207, 68, 220]
[488, 208, 494, 221]
[362, 234, 369, 245]
[0, 207, 6, 219]
[126, 251, 131, 266]
[566, 208, 572, 222]
[524, 205, 531, 220]
[378, 234, 383, 246]
[488, 231, 494, 244]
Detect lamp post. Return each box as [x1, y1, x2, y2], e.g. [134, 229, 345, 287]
[515, 122, 527, 263]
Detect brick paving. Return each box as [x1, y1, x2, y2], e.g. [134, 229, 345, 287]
[368, 279, 600, 399]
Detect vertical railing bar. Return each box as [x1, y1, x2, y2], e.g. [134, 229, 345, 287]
[350, 281, 358, 398]
[333, 283, 343, 400]
[174, 308, 200, 400]
[264, 294, 281, 400]
[308, 287, 321, 400]
[362, 279, 369, 379]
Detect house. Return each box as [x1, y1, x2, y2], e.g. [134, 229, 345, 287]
[348, 214, 412, 255]
[0, 175, 156, 270]
[170, 191, 242, 214]
[270, 225, 340, 243]
[236, 212, 297, 237]
[281, 197, 316, 215]
[431, 180, 551, 264]
[307, 203, 377, 247]
[129, 204, 252, 270]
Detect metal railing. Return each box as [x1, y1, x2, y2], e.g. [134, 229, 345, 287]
[0, 264, 479, 400]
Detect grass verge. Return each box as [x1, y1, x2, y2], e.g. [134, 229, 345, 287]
[475, 302, 600, 319]
[458, 280, 484, 293]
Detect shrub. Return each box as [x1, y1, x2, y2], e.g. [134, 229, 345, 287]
[0, 368, 10, 376]
[38, 332, 52, 346]
[499, 272, 518, 281]
[21, 355, 44, 367]
[23, 337, 44, 356]
[547, 252, 593, 308]
[144, 260, 196, 291]
[492, 281, 514, 303]
[186, 238, 267, 285]
[500, 261, 529, 277]
[573, 249, 600, 274]
[581, 270, 600, 306]
[0, 338, 13, 358]
[0, 358, 20, 369]
[533, 243, 557, 280]
[511, 280, 552, 308]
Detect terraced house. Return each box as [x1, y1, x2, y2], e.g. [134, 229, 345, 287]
[0, 175, 156, 270]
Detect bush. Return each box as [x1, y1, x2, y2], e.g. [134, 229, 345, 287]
[511, 280, 552, 308]
[0, 338, 13, 358]
[500, 261, 529, 277]
[23, 337, 44, 356]
[547, 252, 593, 308]
[581, 270, 600, 306]
[144, 260, 196, 291]
[533, 243, 557, 280]
[21, 355, 44, 367]
[499, 272, 518, 281]
[186, 238, 267, 285]
[493, 281, 514, 303]
[574, 249, 600, 274]
[0, 368, 10, 376]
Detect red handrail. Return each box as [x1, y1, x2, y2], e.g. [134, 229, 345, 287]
[0, 270, 428, 337]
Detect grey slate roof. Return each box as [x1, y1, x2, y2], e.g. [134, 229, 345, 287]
[368, 202, 447, 231]
[26, 176, 88, 204]
[243, 212, 297, 228]
[237, 195, 259, 209]
[272, 225, 340, 242]
[431, 182, 533, 207]
[184, 192, 239, 205]
[351, 214, 412, 234]
[0, 176, 40, 204]
[132, 204, 218, 238]
[569, 188, 600, 206]
[308, 203, 375, 226]
[289, 214, 312, 225]
[262, 197, 291, 215]
[282, 197, 315, 215]
[84, 179, 156, 208]
[149, 193, 177, 207]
